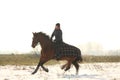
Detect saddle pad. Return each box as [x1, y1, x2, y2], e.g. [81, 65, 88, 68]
[58, 43, 81, 57]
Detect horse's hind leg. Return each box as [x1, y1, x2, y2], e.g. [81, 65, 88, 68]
[65, 65, 70, 71]
[61, 63, 67, 70]
[64, 61, 72, 72]
[72, 61, 79, 75]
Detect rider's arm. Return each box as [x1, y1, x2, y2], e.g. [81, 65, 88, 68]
[51, 30, 55, 40]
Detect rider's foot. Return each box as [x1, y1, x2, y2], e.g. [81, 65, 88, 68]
[55, 55, 61, 60]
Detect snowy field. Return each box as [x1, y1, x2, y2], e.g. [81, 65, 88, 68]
[0, 63, 120, 80]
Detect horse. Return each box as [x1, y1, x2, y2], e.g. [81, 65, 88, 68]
[31, 32, 82, 75]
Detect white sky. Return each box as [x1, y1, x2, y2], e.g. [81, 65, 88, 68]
[0, 0, 120, 52]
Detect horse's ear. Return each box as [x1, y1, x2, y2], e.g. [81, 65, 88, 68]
[32, 32, 35, 35]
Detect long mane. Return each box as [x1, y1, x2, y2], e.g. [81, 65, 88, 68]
[38, 32, 50, 40]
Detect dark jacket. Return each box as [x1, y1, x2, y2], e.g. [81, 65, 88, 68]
[51, 29, 63, 42]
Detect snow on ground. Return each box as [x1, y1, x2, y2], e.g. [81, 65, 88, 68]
[0, 63, 120, 80]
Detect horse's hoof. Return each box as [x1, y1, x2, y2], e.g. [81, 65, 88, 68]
[61, 66, 64, 70]
[32, 72, 35, 75]
[45, 68, 49, 72]
[32, 71, 36, 75]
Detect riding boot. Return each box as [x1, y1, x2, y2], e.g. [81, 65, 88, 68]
[54, 41, 62, 60]
[55, 49, 61, 60]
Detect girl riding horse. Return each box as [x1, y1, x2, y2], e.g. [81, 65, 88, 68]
[31, 32, 82, 75]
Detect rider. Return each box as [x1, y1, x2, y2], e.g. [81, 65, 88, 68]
[51, 23, 63, 60]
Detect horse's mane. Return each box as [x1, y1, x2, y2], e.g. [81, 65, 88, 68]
[38, 32, 53, 50]
[38, 32, 50, 41]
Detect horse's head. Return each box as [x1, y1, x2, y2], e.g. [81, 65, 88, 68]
[32, 32, 40, 48]
[32, 32, 51, 48]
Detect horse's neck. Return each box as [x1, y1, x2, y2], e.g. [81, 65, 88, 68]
[39, 38, 52, 51]
[39, 36, 55, 59]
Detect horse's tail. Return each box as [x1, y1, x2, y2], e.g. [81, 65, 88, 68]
[76, 56, 83, 63]
[76, 49, 83, 63]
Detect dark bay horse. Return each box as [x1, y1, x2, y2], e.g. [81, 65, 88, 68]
[31, 32, 82, 75]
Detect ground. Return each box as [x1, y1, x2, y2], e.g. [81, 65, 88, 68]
[0, 63, 120, 80]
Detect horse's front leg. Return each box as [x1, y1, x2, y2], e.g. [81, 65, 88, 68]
[41, 64, 49, 72]
[32, 62, 41, 74]
[32, 61, 49, 74]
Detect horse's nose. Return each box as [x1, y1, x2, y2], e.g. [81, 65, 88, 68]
[31, 44, 34, 48]
[31, 44, 35, 48]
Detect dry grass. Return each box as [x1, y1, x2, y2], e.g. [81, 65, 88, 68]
[0, 54, 120, 65]
[83, 55, 120, 63]
[0, 54, 39, 65]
